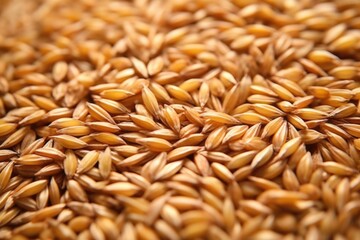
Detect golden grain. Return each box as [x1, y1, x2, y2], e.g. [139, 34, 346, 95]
[235, 112, 270, 125]
[202, 111, 239, 125]
[252, 104, 285, 118]
[87, 103, 115, 124]
[147, 57, 164, 76]
[200, 151, 233, 163]
[0, 150, 17, 161]
[13, 180, 48, 199]
[0, 162, 13, 191]
[91, 132, 125, 145]
[1, 0, 360, 238]
[77, 151, 100, 174]
[155, 161, 183, 181]
[34, 148, 66, 161]
[118, 152, 153, 167]
[51, 135, 87, 149]
[0, 127, 29, 149]
[104, 182, 141, 196]
[0, 123, 17, 137]
[67, 180, 88, 203]
[251, 144, 274, 168]
[131, 57, 149, 78]
[137, 137, 173, 152]
[205, 126, 226, 150]
[31, 204, 66, 222]
[130, 114, 161, 131]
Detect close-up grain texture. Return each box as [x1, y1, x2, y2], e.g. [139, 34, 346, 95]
[0, 0, 360, 239]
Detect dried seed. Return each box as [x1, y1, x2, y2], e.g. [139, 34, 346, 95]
[52, 135, 88, 149]
[14, 180, 48, 199]
[87, 103, 116, 124]
[77, 151, 100, 174]
[0, 127, 29, 149]
[1, 1, 360, 238]
[104, 182, 141, 196]
[137, 138, 172, 152]
[100, 89, 134, 101]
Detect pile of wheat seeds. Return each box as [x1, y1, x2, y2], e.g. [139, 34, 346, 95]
[0, 0, 360, 239]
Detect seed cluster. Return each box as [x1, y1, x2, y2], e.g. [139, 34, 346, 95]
[1, 0, 360, 239]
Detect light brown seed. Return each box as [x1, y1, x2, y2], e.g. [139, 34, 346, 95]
[155, 220, 180, 240]
[0, 150, 17, 161]
[147, 57, 164, 76]
[49, 177, 60, 205]
[100, 89, 134, 101]
[131, 57, 149, 78]
[205, 126, 227, 150]
[261, 117, 284, 138]
[91, 133, 126, 145]
[64, 150, 78, 179]
[49, 118, 84, 128]
[296, 152, 313, 184]
[67, 180, 88, 202]
[130, 114, 161, 131]
[235, 112, 270, 125]
[77, 151, 100, 174]
[202, 111, 239, 125]
[223, 83, 242, 113]
[137, 137, 172, 152]
[200, 151, 233, 163]
[99, 147, 112, 179]
[0, 127, 29, 149]
[0, 123, 17, 137]
[252, 104, 285, 118]
[87, 103, 116, 124]
[31, 204, 66, 222]
[227, 151, 257, 170]
[118, 151, 154, 167]
[174, 133, 205, 148]
[319, 162, 357, 176]
[251, 144, 273, 168]
[166, 85, 193, 103]
[14, 180, 48, 199]
[142, 85, 160, 118]
[211, 163, 234, 182]
[52, 135, 88, 149]
[167, 146, 201, 162]
[32, 95, 58, 111]
[223, 125, 248, 143]
[34, 148, 66, 161]
[155, 161, 184, 180]
[274, 137, 302, 161]
[0, 162, 13, 191]
[104, 182, 141, 196]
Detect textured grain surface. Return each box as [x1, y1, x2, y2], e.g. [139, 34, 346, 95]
[1, 0, 360, 239]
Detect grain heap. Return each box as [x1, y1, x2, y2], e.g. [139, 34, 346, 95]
[0, 0, 360, 239]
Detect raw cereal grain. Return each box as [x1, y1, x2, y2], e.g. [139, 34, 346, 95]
[0, 0, 360, 239]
